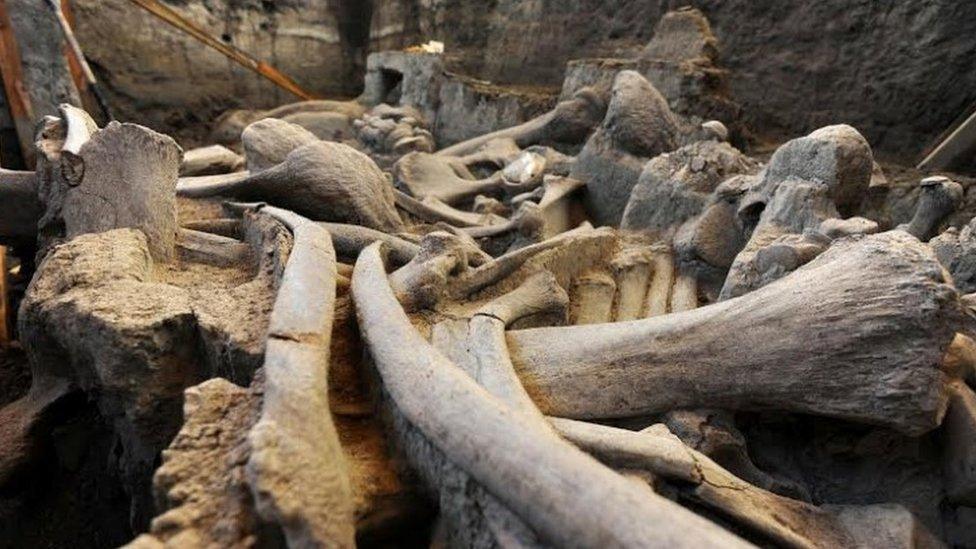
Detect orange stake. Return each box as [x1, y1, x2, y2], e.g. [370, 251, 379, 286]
[0, 0, 35, 167]
[0, 246, 8, 348]
[60, 0, 89, 96]
[125, 0, 318, 101]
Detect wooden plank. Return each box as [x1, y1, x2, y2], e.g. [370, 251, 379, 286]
[125, 0, 319, 101]
[0, 0, 35, 167]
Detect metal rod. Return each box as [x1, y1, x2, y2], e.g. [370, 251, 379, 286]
[124, 0, 318, 101]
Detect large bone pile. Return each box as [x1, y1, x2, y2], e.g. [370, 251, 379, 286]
[2, 16, 976, 549]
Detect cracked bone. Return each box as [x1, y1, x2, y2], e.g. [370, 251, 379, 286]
[246, 210, 355, 547]
[179, 144, 244, 176]
[663, 410, 808, 500]
[570, 271, 616, 324]
[508, 231, 963, 435]
[177, 141, 404, 232]
[36, 106, 182, 262]
[553, 418, 884, 548]
[644, 249, 676, 317]
[621, 140, 760, 235]
[436, 87, 608, 158]
[721, 177, 839, 299]
[394, 151, 506, 206]
[573, 70, 683, 226]
[611, 247, 653, 321]
[351, 243, 752, 547]
[428, 273, 569, 544]
[897, 175, 963, 242]
[393, 189, 506, 228]
[942, 381, 976, 505]
[242, 118, 319, 173]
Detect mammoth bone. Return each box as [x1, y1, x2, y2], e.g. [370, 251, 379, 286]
[352, 242, 753, 548]
[177, 141, 404, 233]
[507, 231, 967, 435]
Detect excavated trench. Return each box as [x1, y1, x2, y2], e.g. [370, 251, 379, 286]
[0, 2, 975, 548]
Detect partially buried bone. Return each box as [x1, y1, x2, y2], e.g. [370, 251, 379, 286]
[35, 105, 182, 262]
[551, 418, 927, 549]
[508, 231, 964, 435]
[352, 243, 753, 548]
[241, 117, 318, 173]
[897, 175, 963, 242]
[572, 71, 685, 226]
[394, 151, 505, 206]
[180, 144, 244, 176]
[177, 141, 404, 232]
[436, 87, 607, 158]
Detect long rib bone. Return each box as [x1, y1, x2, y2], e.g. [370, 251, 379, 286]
[552, 418, 860, 548]
[352, 243, 752, 548]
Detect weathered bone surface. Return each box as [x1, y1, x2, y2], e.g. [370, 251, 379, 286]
[720, 178, 839, 299]
[394, 151, 505, 205]
[436, 87, 607, 158]
[6, 8, 976, 546]
[898, 175, 964, 241]
[621, 140, 760, 234]
[933, 215, 976, 294]
[36, 108, 183, 262]
[352, 243, 753, 548]
[509, 232, 962, 434]
[245, 208, 355, 548]
[573, 70, 683, 226]
[242, 117, 319, 173]
[177, 141, 404, 232]
[179, 144, 244, 176]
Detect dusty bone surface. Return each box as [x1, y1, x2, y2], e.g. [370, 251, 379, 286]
[7, 6, 976, 546]
[177, 141, 404, 232]
[508, 231, 963, 435]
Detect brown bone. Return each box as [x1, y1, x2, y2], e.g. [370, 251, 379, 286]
[352, 242, 752, 548]
[508, 231, 964, 435]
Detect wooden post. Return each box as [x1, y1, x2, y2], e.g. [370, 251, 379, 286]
[0, 0, 35, 167]
[0, 246, 8, 347]
[60, 0, 89, 96]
